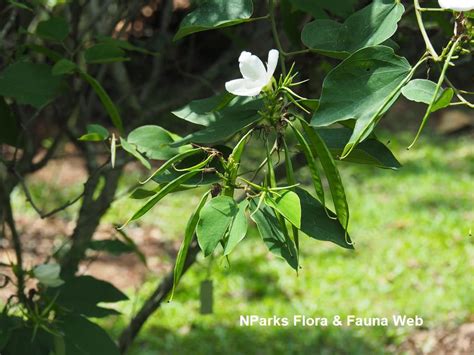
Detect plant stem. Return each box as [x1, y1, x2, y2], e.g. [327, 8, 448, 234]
[408, 37, 462, 149]
[444, 77, 474, 108]
[269, 0, 287, 76]
[414, 0, 439, 61]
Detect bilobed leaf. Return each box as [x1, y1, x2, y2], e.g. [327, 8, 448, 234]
[318, 128, 401, 169]
[172, 191, 210, 298]
[96, 35, 156, 55]
[312, 46, 412, 155]
[302, 0, 404, 58]
[174, 0, 254, 40]
[36, 17, 70, 42]
[295, 187, 353, 249]
[85, 44, 129, 64]
[265, 190, 301, 229]
[249, 199, 298, 270]
[52, 59, 77, 76]
[61, 315, 119, 355]
[127, 125, 179, 160]
[120, 138, 151, 169]
[3, 327, 53, 355]
[78, 124, 109, 142]
[79, 71, 124, 133]
[88, 239, 135, 255]
[172, 94, 262, 126]
[300, 120, 349, 230]
[290, 0, 357, 18]
[401, 79, 453, 112]
[0, 62, 63, 108]
[196, 195, 238, 256]
[171, 114, 261, 147]
[224, 200, 249, 255]
[50, 276, 127, 318]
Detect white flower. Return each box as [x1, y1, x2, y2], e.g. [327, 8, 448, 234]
[225, 49, 279, 97]
[438, 0, 474, 11]
[33, 263, 64, 287]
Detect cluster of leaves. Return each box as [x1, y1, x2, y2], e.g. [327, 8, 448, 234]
[0, 0, 472, 354]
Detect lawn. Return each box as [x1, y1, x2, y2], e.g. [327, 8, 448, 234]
[9, 130, 474, 354]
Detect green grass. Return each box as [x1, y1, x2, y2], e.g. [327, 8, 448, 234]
[106, 132, 473, 355]
[11, 131, 474, 354]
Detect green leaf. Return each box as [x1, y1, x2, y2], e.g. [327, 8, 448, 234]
[289, 123, 325, 206]
[197, 196, 238, 256]
[224, 200, 249, 255]
[36, 17, 70, 42]
[249, 199, 298, 270]
[289, 0, 357, 18]
[125, 170, 200, 225]
[171, 114, 260, 147]
[295, 187, 353, 249]
[301, 120, 349, 230]
[120, 138, 151, 169]
[3, 327, 53, 355]
[302, 0, 404, 58]
[79, 71, 124, 133]
[401, 79, 453, 112]
[174, 0, 254, 40]
[130, 188, 157, 199]
[8, 0, 33, 11]
[265, 190, 301, 229]
[311, 46, 411, 155]
[61, 315, 119, 355]
[84, 44, 129, 64]
[50, 276, 127, 318]
[127, 125, 179, 160]
[78, 124, 109, 141]
[172, 94, 262, 126]
[172, 98, 262, 144]
[318, 128, 401, 169]
[96, 35, 156, 55]
[172, 191, 210, 299]
[0, 62, 63, 108]
[0, 97, 21, 147]
[88, 239, 135, 255]
[27, 44, 63, 62]
[52, 59, 77, 76]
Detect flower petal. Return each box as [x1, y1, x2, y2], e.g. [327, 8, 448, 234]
[438, 0, 474, 11]
[239, 53, 267, 81]
[225, 78, 263, 97]
[266, 49, 279, 81]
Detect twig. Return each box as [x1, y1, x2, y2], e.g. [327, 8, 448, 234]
[444, 77, 474, 108]
[414, 0, 439, 61]
[14, 168, 84, 219]
[269, 0, 287, 76]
